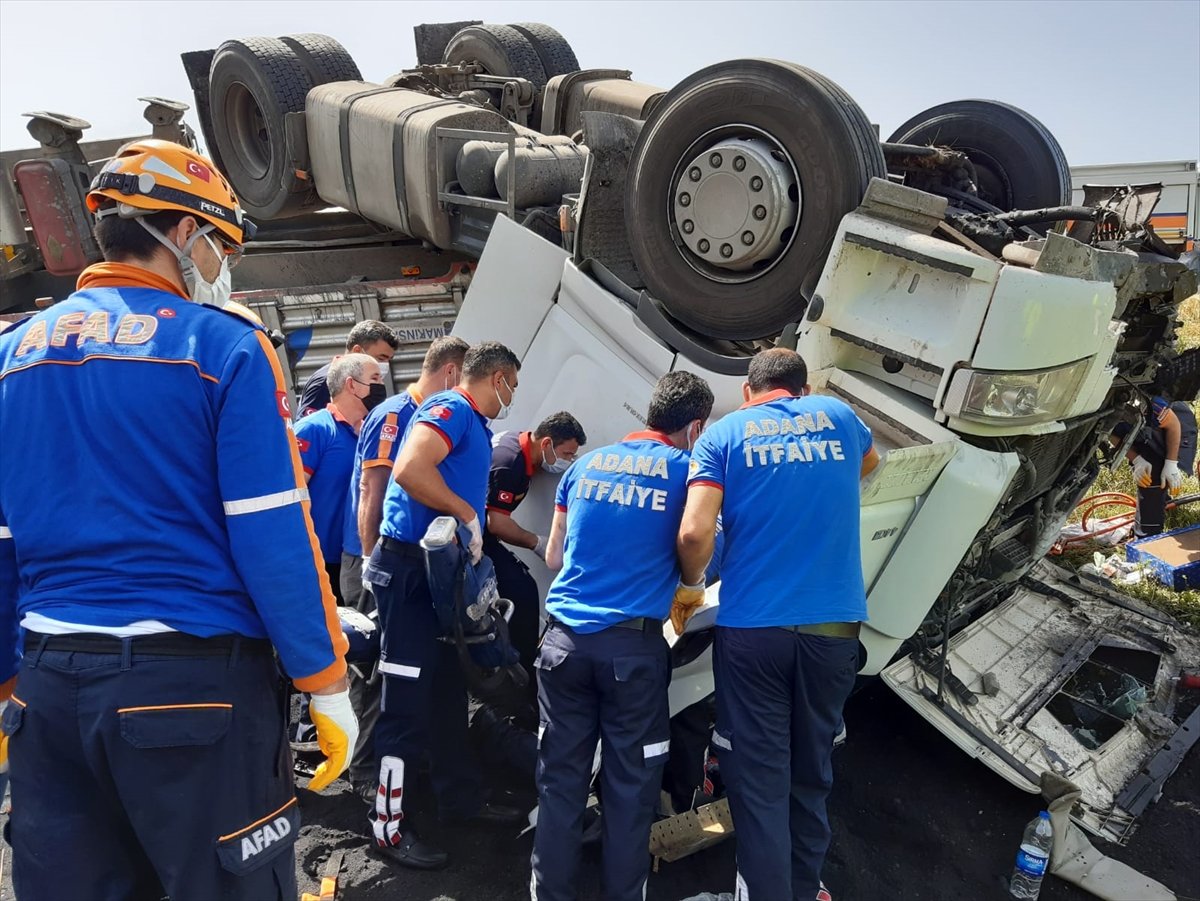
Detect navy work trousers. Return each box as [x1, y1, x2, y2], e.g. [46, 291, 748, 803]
[367, 541, 481, 825]
[713, 626, 860, 901]
[341, 550, 382, 785]
[3, 633, 297, 901]
[531, 621, 671, 901]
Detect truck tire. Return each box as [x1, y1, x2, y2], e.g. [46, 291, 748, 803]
[888, 100, 1070, 223]
[442, 24, 548, 89]
[208, 37, 314, 219]
[278, 33, 362, 84]
[625, 59, 885, 340]
[507, 23, 580, 78]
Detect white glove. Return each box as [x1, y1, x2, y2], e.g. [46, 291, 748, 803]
[307, 689, 360, 792]
[462, 514, 483, 564]
[361, 555, 373, 594]
[533, 534, 548, 559]
[1131, 455, 1154, 489]
[1161, 459, 1182, 494]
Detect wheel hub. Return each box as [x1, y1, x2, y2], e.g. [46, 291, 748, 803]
[672, 136, 799, 272]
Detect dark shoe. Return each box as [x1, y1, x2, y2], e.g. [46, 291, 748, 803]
[446, 800, 526, 827]
[353, 779, 375, 806]
[373, 831, 449, 870]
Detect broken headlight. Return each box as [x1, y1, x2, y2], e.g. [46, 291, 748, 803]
[943, 359, 1090, 425]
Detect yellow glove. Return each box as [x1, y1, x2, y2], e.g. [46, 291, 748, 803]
[307, 689, 359, 792]
[670, 580, 706, 636]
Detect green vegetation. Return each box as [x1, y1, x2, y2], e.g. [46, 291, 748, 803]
[1064, 295, 1200, 629]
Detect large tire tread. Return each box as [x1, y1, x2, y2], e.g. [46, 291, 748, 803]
[625, 59, 885, 339]
[279, 33, 362, 84]
[888, 99, 1070, 214]
[208, 37, 314, 218]
[508, 22, 580, 77]
[443, 24, 548, 89]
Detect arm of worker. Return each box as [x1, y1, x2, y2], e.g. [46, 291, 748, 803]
[1154, 401, 1184, 490]
[357, 407, 404, 555]
[486, 466, 541, 552]
[487, 510, 541, 551]
[392, 425, 476, 524]
[544, 509, 567, 571]
[215, 329, 348, 695]
[861, 445, 881, 479]
[0, 504, 18, 701]
[679, 430, 726, 586]
[358, 466, 391, 554]
[294, 418, 325, 484]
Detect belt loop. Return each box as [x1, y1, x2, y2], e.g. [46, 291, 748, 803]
[28, 634, 51, 669]
[229, 636, 241, 669]
[120, 638, 133, 672]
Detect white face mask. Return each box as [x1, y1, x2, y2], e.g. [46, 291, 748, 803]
[139, 220, 232, 309]
[542, 446, 571, 475]
[185, 235, 232, 309]
[493, 375, 515, 421]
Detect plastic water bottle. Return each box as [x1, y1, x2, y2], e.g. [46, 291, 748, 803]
[1010, 810, 1053, 899]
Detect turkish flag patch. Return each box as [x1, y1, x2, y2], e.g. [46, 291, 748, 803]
[498, 490, 515, 504]
[186, 160, 211, 182]
[381, 423, 399, 442]
[275, 391, 292, 419]
[295, 437, 311, 453]
[428, 405, 452, 421]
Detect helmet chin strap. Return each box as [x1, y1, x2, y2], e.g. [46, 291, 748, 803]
[138, 218, 212, 300]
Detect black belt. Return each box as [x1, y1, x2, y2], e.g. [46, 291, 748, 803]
[611, 617, 664, 635]
[778, 622, 861, 639]
[379, 536, 425, 560]
[548, 616, 662, 635]
[23, 631, 272, 657]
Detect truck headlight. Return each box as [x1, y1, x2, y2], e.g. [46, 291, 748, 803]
[943, 359, 1089, 425]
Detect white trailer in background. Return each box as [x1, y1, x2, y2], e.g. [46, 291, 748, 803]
[1071, 160, 1199, 251]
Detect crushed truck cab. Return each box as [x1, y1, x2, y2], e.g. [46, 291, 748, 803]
[453, 180, 1199, 846]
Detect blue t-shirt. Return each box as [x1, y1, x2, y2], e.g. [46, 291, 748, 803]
[0, 281, 346, 690]
[545, 432, 690, 633]
[343, 387, 423, 556]
[380, 388, 492, 544]
[295, 406, 358, 564]
[688, 390, 873, 628]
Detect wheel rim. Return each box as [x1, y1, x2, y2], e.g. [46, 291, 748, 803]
[668, 125, 801, 285]
[223, 81, 270, 181]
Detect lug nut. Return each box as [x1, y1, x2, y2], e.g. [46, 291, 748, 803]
[750, 176, 763, 191]
[741, 231, 755, 246]
[679, 192, 691, 207]
[698, 239, 710, 253]
[733, 156, 746, 171]
[753, 205, 767, 220]
[709, 152, 723, 168]
[720, 243, 733, 258]
[681, 219, 694, 234]
[689, 167, 702, 182]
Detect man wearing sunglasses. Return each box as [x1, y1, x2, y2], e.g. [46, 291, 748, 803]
[0, 140, 356, 899]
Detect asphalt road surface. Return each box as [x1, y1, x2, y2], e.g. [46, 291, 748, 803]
[1, 680, 1195, 900]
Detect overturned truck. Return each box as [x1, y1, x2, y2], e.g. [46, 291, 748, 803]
[2, 22, 1198, 884]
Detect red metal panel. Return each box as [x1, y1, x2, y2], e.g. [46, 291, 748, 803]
[13, 158, 99, 277]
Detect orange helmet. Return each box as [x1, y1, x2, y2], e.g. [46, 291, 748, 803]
[86, 139, 256, 246]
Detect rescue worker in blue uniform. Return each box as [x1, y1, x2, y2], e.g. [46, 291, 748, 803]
[531, 371, 715, 901]
[365, 341, 525, 870]
[343, 336, 468, 799]
[486, 412, 588, 677]
[296, 352, 385, 598]
[1113, 395, 1198, 536]
[297, 319, 398, 419]
[0, 141, 356, 900]
[678, 348, 879, 901]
